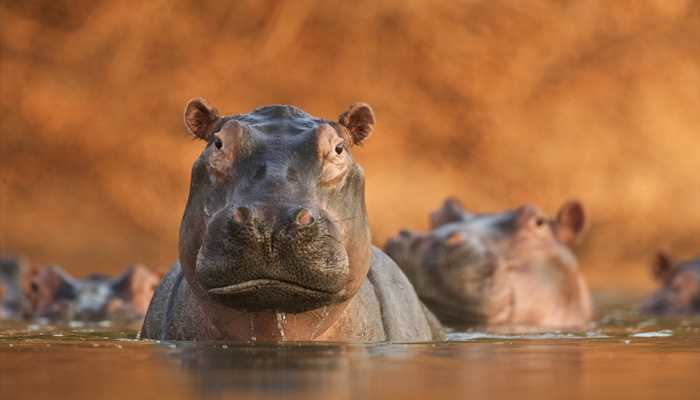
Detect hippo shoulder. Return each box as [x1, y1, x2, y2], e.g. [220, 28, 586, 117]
[140, 263, 180, 339]
[368, 247, 446, 342]
[141, 262, 205, 340]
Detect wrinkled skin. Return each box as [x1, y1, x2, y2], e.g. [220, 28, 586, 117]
[640, 251, 700, 315]
[385, 198, 593, 331]
[31, 264, 159, 323]
[141, 99, 444, 342]
[0, 257, 30, 320]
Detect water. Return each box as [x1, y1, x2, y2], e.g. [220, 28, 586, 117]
[1, 293, 699, 400]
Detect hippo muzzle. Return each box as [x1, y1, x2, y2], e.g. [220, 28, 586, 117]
[195, 203, 350, 313]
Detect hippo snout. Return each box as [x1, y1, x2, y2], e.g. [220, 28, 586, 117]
[196, 204, 351, 313]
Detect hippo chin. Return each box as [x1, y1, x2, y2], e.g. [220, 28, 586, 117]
[640, 251, 700, 315]
[385, 198, 593, 331]
[140, 99, 444, 342]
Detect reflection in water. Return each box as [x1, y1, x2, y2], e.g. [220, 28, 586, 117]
[1, 299, 700, 400]
[171, 343, 360, 397]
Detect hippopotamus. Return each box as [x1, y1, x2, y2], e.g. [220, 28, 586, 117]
[140, 99, 444, 342]
[384, 198, 593, 331]
[640, 251, 700, 315]
[31, 264, 160, 323]
[0, 257, 30, 320]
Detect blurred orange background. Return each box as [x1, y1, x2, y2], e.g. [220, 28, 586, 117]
[2, 0, 700, 291]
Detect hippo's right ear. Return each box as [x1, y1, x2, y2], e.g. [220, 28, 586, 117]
[555, 200, 586, 245]
[429, 197, 469, 229]
[184, 98, 220, 140]
[652, 250, 675, 283]
[338, 103, 375, 146]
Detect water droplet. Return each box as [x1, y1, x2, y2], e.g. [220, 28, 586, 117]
[249, 317, 256, 342]
[311, 306, 330, 339]
[276, 311, 287, 341]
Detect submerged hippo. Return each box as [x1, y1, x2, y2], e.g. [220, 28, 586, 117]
[0, 257, 30, 320]
[640, 251, 700, 315]
[384, 198, 592, 331]
[141, 99, 444, 342]
[31, 264, 159, 323]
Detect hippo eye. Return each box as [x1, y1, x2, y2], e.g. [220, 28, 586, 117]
[214, 137, 223, 150]
[335, 143, 344, 155]
[535, 217, 546, 227]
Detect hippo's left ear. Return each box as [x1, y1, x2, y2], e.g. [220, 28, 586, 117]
[338, 103, 375, 145]
[111, 265, 160, 313]
[555, 200, 586, 245]
[184, 98, 220, 141]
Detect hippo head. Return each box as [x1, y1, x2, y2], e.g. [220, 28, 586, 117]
[385, 199, 592, 328]
[179, 99, 374, 314]
[640, 251, 700, 315]
[31, 265, 159, 322]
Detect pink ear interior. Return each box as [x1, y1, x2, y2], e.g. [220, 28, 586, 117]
[338, 103, 375, 145]
[556, 200, 586, 245]
[184, 98, 220, 140]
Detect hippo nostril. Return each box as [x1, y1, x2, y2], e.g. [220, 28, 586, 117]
[233, 207, 253, 224]
[293, 208, 315, 227]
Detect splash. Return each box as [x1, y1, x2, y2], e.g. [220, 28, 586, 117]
[630, 330, 673, 338]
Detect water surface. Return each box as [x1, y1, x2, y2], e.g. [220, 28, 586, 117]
[1, 293, 699, 400]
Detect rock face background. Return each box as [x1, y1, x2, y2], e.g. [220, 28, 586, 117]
[2, 1, 699, 290]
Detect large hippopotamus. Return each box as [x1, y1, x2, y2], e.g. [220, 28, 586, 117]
[640, 251, 700, 315]
[384, 198, 592, 331]
[140, 99, 444, 342]
[30, 264, 159, 323]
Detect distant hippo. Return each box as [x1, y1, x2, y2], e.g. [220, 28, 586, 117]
[31, 264, 159, 323]
[384, 198, 592, 331]
[640, 251, 700, 315]
[0, 257, 30, 320]
[141, 99, 444, 342]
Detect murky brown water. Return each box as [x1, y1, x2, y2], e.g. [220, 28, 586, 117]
[1, 294, 699, 400]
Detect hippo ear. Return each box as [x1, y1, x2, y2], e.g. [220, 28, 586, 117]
[555, 200, 586, 245]
[430, 197, 469, 229]
[111, 265, 160, 314]
[31, 266, 77, 305]
[184, 98, 220, 140]
[652, 250, 675, 283]
[338, 103, 375, 145]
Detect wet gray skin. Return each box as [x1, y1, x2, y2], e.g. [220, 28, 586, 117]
[31, 264, 159, 323]
[0, 257, 30, 320]
[140, 99, 444, 342]
[640, 251, 700, 315]
[385, 198, 593, 331]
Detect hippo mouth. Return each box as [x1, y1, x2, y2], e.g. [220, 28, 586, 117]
[206, 278, 345, 313]
[208, 279, 337, 296]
